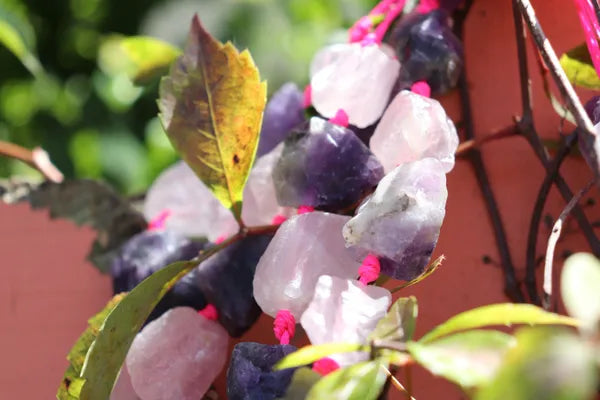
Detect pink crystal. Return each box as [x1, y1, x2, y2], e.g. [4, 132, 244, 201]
[126, 307, 228, 400]
[110, 365, 140, 400]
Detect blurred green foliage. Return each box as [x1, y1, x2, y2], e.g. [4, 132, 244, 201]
[0, 0, 374, 193]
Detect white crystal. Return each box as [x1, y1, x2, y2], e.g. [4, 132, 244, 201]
[300, 275, 391, 366]
[370, 91, 459, 173]
[242, 144, 293, 226]
[110, 365, 140, 400]
[144, 161, 239, 241]
[126, 307, 228, 400]
[310, 43, 400, 128]
[253, 212, 362, 318]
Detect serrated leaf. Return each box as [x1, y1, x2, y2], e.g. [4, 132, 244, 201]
[1, 179, 147, 273]
[420, 303, 578, 343]
[275, 343, 364, 371]
[0, 0, 43, 76]
[369, 296, 417, 342]
[407, 330, 515, 388]
[391, 255, 444, 293]
[159, 15, 266, 221]
[559, 44, 600, 90]
[561, 252, 600, 333]
[278, 368, 322, 400]
[57, 294, 125, 400]
[475, 328, 598, 400]
[306, 360, 388, 400]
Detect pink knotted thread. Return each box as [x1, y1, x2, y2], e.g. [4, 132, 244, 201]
[214, 235, 226, 244]
[416, 0, 440, 14]
[271, 214, 287, 225]
[361, 32, 378, 47]
[410, 81, 431, 98]
[303, 85, 312, 108]
[147, 209, 171, 231]
[313, 357, 340, 376]
[297, 205, 314, 215]
[349, 16, 373, 42]
[273, 310, 296, 345]
[373, 0, 406, 44]
[358, 254, 381, 285]
[328, 109, 349, 127]
[198, 304, 219, 321]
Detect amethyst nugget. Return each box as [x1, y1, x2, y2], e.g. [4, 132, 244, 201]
[227, 342, 297, 400]
[273, 117, 384, 210]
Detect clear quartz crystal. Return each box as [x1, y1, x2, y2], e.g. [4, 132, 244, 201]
[144, 161, 238, 242]
[310, 43, 400, 128]
[343, 158, 447, 280]
[126, 307, 228, 400]
[370, 91, 458, 173]
[253, 212, 362, 318]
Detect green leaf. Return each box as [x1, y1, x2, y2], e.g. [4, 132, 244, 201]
[369, 296, 417, 342]
[158, 15, 267, 221]
[275, 343, 364, 371]
[559, 44, 600, 89]
[420, 303, 578, 343]
[57, 294, 125, 400]
[391, 255, 444, 293]
[407, 330, 515, 389]
[278, 368, 322, 400]
[306, 360, 388, 400]
[561, 252, 600, 333]
[475, 328, 598, 400]
[0, 0, 43, 76]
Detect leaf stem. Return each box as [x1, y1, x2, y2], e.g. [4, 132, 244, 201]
[0, 140, 63, 182]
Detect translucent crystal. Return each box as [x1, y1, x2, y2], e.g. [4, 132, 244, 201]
[226, 342, 297, 400]
[256, 83, 305, 157]
[144, 161, 239, 241]
[253, 212, 362, 318]
[272, 117, 384, 210]
[585, 95, 600, 124]
[110, 365, 140, 400]
[126, 307, 228, 400]
[300, 275, 391, 366]
[310, 43, 400, 128]
[370, 91, 458, 173]
[343, 158, 448, 280]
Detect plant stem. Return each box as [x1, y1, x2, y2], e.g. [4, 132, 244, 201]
[455, 125, 518, 156]
[383, 367, 417, 400]
[0, 140, 63, 182]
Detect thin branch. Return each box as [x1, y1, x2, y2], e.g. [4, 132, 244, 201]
[512, 0, 533, 121]
[543, 177, 596, 309]
[455, 125, 518, 156]
[382, 367, 417, 400]
[0, 140, 63, 182]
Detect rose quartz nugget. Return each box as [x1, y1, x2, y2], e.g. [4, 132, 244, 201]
[144, 161, 238, 241]
[310, 43, 400, 128]
[253, 212, 362, 318]
[370, 91, 459, 173]
[110, 365, 140, 400]
[126, 307, 228, 400]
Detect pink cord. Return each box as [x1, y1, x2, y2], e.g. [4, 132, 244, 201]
[273, 310, 296, 345]
[313, 357, 340, 375]
[198, 304, 219, 321]
[297, 205, 315, 215]
[328, 109, 350, 127]
[271, 214, 287, 225]
[573, 0, 600, 77]
[214, 235, 226, 244]
[358, 254, 381, 285]
[303, 85, 312, 108]
[147, 209, 171, 231]
[374, 0, 406, 44]
[416, 0, 440, 14]
[410, 81, 432, 97]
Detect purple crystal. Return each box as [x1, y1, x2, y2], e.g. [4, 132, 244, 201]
[256, 83, 306, 157]
[189, 234, 272, 337]
[584, 96, 600, 124]
[388, 10, 463, 94]
[273, 117, 384, 210]
[226, 342, 297, 400]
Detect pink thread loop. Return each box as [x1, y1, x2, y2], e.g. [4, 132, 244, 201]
[214, 235, 226, 244]
[373, 0, 406, 44]
[271, 214, 287, 225]
[328, 109, 350, 127]
[416, 0, 440, 14]
[303, 85, 312, 108]
[147, 209, 172, 231]
[349, 16, 373, 43]
[358, 254, 381, 285]
[297, 205, 315, 215]
[313, 357, 340, 376]
[410, 81, 431, 98]
[361, 32, 378, 47]
[198, 304, 219, 321]
[273, 310, 296, 345]
[573, 0, 600, 77]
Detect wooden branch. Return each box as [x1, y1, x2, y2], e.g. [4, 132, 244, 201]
[0, 140, 63, 183]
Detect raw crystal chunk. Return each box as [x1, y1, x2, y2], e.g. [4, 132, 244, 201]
[253, 212, 362, 318]
[300, 275, 391, 366]
[110, 365, 140, 400]
[256, 83, 305, 157]
[388, 10, 463, 94]
[585, 95, 600, 124]
[272, 117, 384, 210]
[190, 234, 272, 337]
[126, 307, 228, 400]
[226, 342, 297, 400]
[310, 43, 400, 128]
[370, 91, 458, 173]
[343, 158, 448, 280]
[242, 144, 293, 226]
[144, 161, 239, 241]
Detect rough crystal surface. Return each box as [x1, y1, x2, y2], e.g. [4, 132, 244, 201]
[300, 275, 391, 366]
[126, 307, 228, 400]
[343, 158, 447, 280]
[144, 161, 239, 241]
[388, 10, 463, 94]
[370, 91, 458, 173]
[190, 234, 272, 337]
[226, 342, 297, 400]
[256, 83, 305, 157]
[585, 95, 600, 124]
[310, 43, 400, 128]
[253, 212, 362, 318]
[273, 117, 384, 210]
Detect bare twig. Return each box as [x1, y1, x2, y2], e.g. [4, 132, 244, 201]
[382, 367, 416, 400]
[512, 0, 533, 121]
[543, 177, 597, 309]
[0, 140, 63, 183]
[455, 125, 518, 156]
